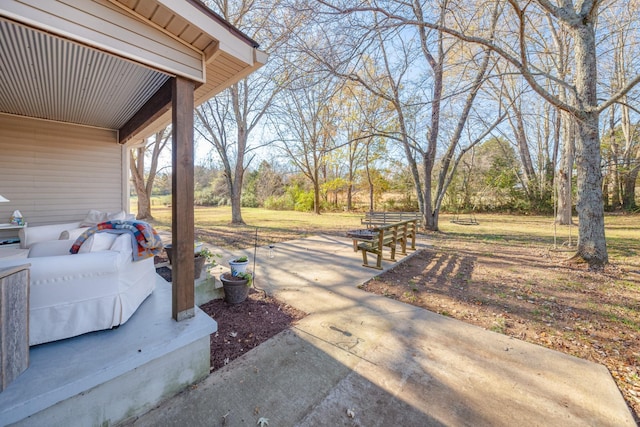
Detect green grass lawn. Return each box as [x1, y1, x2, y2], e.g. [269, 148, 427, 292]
[134, 203, 640, 267]
[436, 213, 640, 267]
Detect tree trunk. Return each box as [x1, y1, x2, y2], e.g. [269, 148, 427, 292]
[364, 143, 374, 211]
[130, 146, 153, 220]
[347, 168, 353, 211]
[423, 154, 437, 231]
[573, 23, 608, 267]
[313, 180, 321, 214]
[130, 144, 157, 221]
[136, 188, 152, 220]
[622, 167, 639, 210]
[556, 112, 574, 224]
[230, 141, 245, 224]
[230, 85, 247, 225]
[230, 181, 244, 224]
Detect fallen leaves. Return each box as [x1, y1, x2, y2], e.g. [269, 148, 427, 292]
[361, 244, 640, 422]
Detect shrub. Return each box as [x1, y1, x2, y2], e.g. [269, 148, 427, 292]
[264, 194, 294, 210]
[294, 190, 314, 212]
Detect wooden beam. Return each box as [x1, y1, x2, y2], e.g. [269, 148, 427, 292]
[171, 76, 195, 321]
[118, 79, 172, 144]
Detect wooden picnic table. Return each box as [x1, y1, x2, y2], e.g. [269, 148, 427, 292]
[346, 219, 418, 269]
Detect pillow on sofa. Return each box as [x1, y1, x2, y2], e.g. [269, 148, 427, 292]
[79, 210, 127, 227]
[59, 227, 89, 240]
[108, 210, 126, 221]
[80, 209, 107, 227]
[78, 233, 118, 254]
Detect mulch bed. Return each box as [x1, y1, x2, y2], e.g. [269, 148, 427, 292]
[154, 254, 306, 372]
[199, 291, 306, 371]
[156, 266, 172, 282]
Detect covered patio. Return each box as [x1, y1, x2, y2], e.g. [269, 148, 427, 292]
[0, 1, 265, 425]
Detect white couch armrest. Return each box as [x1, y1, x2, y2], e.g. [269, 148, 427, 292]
[19, 221, 82, 249]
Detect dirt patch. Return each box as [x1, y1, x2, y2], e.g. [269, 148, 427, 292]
[199, 291, 306, 372]
[360, 235, 640, 422]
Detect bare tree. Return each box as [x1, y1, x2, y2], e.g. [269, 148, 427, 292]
[129, 127, 170, 220]
[196, 0, 298, 224]
[601, 5, 640, 211]
[321, 0, 640, 267]
[302, 1, 504, 230]
[272, 77, 341, 214]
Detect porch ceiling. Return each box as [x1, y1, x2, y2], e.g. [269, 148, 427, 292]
[0, 0, 266, 140]
[0, 18, 170, 130]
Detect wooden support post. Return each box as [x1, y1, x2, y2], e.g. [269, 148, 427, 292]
[171, 76, 195, 321]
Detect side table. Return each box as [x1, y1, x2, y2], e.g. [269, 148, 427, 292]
[0, 223, 26, 248]
[0, 264, 30, 391]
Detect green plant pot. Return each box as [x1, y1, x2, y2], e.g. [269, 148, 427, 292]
[220, 272, 249, 304]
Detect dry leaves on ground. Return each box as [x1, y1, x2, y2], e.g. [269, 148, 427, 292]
[361, 235, 640, 423]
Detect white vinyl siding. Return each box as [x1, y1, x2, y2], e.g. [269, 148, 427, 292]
[0, 114, 124, 227]
[0, 0, 204, 82]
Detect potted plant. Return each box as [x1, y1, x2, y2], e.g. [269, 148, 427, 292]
[165, 243, 219, 279]
[228, 255, 249, 274]
[164, 241, 204, 264]
[194, 247, 220, 278]
[220, 270, 252, 304]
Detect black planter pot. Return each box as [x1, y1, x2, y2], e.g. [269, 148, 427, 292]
[220, 272, 250, 304]
[165, 244, 207, 278]
[194, 255, 206, 278]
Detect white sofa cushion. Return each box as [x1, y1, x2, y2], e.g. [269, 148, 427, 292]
[78, 233, 117, 254]
[28, 240, 73, 257]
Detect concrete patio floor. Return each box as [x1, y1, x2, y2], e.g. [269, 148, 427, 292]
[124, 234, 635, 426]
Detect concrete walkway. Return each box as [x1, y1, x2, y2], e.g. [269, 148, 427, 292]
[126, 234, 635, 426]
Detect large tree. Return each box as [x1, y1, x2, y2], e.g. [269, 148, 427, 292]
[322, 0, 640, 268]
[129, 127, 170, 220]
[301, 1, 505, 230]
[272, 76, 342, 214]
[196, 0, 298, 224]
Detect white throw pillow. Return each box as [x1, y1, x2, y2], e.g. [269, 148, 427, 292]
[91, 233, 118, 252]
[79, 209, 127, 227]
[80, 209, 107, 227]
[77, 233, 117, 253]
[107, 210, 126, 221]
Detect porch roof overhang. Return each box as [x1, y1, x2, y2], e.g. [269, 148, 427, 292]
[0, 0, 267, 143]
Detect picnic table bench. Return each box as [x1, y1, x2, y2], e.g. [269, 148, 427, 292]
[361, 211, 422, 228]
[347, 219, 418, 269]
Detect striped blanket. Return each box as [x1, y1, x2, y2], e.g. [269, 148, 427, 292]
[70, 220, 163, 261]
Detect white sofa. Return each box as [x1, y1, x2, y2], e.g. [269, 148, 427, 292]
[0, 233, 156, 346]
[18, 210, 134, 249]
